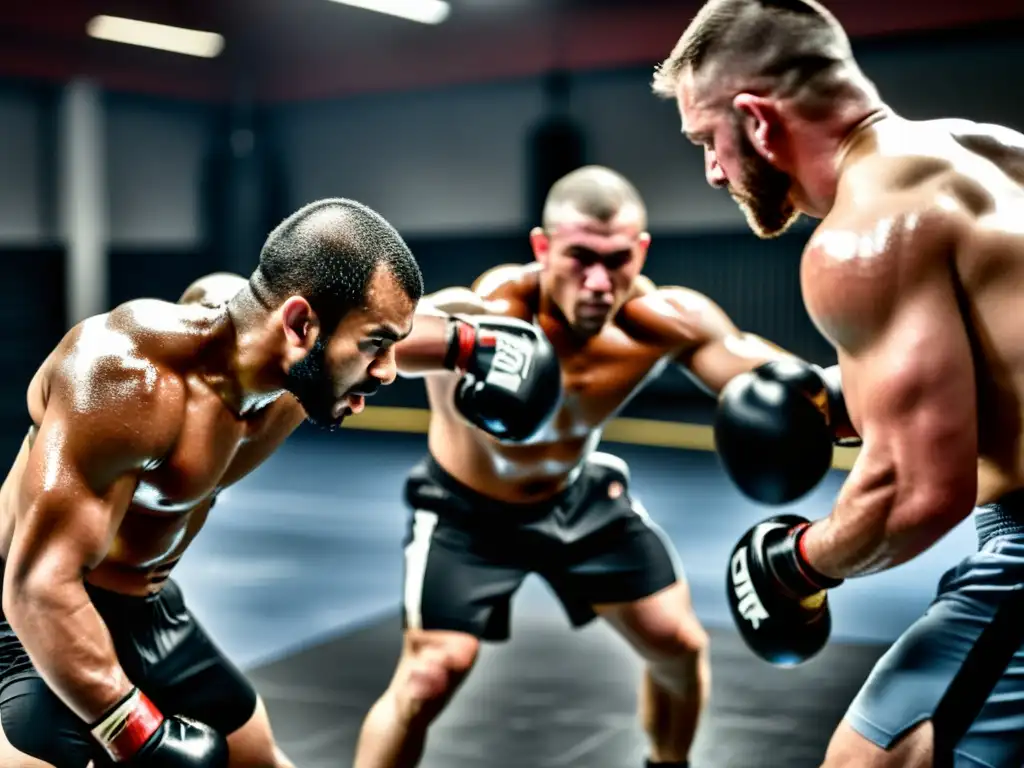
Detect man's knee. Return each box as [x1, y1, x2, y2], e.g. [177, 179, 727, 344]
[648, 618, 709, 661]
[627, 594, 709, 664]
[393, 631, 480, 721]
[639, 617, 710, 700]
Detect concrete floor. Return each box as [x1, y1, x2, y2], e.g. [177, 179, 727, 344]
[167, 429, 980, 766]
[249, 614, 886, 768]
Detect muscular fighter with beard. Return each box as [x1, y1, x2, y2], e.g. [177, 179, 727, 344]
[0, 198, 422, 767]
[656, 1, 1024, 765]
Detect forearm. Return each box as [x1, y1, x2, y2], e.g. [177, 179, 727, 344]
[398, 287, 495, 377]
[799, 502, 899, 581]
[5, 573, 132, 722]
[800, 476, 954, 580]
[685, 332, 798, 395]
[395, 313, 453, 377]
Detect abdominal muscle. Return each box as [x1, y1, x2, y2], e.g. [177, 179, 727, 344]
[427, 413, 601, 505]
[83, 499, 213, 597]
[0, 431, 213, 599]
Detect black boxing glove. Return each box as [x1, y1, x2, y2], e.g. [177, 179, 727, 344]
[91, 687, 228, 767]
[444, 315, 562, 442]
[714, 359, 853, 505]
[726, 515, 843, 666]
[819, 364, 861, 446]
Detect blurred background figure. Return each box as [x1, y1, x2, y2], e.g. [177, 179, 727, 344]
[0, 2, 1021, 766]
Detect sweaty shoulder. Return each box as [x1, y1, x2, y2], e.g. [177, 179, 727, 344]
[472, 263, 540, 299]
[803, 200, 966, 352]
[619, 285, 726, 349]
[103, 298, 219, 366]
[842, 118, 1024, 211]
[44, 311, 186, 460]
[471, 263, 540, 320]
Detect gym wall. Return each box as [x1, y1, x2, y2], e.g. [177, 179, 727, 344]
[269, 31, 1023, 410]
[0, 30, 1020, 460]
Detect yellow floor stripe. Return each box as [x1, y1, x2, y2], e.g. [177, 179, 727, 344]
[342, 406, 858, 471]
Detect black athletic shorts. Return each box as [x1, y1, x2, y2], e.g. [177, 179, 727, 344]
[401, 451, 680, 640]
[0, 576, 257, 767]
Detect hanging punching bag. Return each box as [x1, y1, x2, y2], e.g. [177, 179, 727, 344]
[527, 71, 586, 225]
[201, 101, 286, 276]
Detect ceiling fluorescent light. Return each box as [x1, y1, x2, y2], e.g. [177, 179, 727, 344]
[326, 0, 451, 25]
[86, 15, 225, 58]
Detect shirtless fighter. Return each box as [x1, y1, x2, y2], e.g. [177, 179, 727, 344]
[0, 198, 424, 767]
[654, 1, 1024, 765]
[351, 165, 840, 768]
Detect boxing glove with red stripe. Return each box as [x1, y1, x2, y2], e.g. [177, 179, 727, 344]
[91, 687, 227, 766]
[444, 315, 562, 442]
[726, 515, 842, 666]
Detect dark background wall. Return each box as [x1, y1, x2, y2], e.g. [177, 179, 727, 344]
[0, 31, 1022, 462]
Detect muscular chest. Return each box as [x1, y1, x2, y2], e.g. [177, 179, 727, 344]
[133, 386, 292, 511]
[538, 345, 669, 442]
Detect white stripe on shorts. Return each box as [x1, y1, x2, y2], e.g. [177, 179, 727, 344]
[403, 510, 439, 630]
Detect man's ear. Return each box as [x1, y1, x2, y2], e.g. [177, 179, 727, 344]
[280, 296, 319, 362]
[529, 227, 550, 265]
[638, 231, 652, 257]
[733, 93, 783, 163]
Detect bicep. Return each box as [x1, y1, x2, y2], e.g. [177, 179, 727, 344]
[667, 290, 794, 394]
[416, 265, 536, 320]
[9, 365, 181, 583]
[10, 413, 140, 585]
[418, 287, 521, 319]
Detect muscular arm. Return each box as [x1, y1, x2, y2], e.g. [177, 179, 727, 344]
[800, 212, 978, 579]
[395, 264, 537, 377]
[649, 287, 799, 395]
[3, 346, 183, 723]
[652, 288, 861, 437]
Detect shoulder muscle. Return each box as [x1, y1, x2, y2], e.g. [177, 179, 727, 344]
[472, 263, 539, 299]
[803, 206, 965, 353]
[47, 321, 185, 475]
[622, 285, 735, 348]
[470, 263, 538, 319]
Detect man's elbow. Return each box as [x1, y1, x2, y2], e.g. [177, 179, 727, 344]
[4, 569, 46, 629]
[889, 478, 976, 562]
[3, 551, 82, 625]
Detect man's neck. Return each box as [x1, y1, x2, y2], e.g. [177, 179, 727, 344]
[791, 100, 890, 218]
[835, 107, 894, 167]
[537, 295, 608, 352]
[224, 291, 289, 417]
